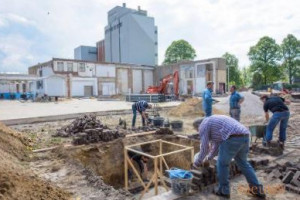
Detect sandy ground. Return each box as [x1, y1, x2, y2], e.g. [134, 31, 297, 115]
[0, 99, 180, 120]
[6, 92, 300, 200]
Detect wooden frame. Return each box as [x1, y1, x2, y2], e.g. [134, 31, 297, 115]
[124, 139, 194, 200]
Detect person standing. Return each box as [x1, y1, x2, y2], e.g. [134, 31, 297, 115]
[192, 116, 266, 199]
[132, 100, 152, 128]
[229, 85, 244, 121]
[202, 81, 216, 117]
[260, 95, 290, 149]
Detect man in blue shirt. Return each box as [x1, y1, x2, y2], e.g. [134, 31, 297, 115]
[132, 100, 152, 128]
[260, 95, 290, 149]
[202, 81, 216, 117]
[229, 85, 244, 121]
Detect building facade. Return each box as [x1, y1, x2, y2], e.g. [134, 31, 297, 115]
[154, 58, 227, 95]
[104, 3, 158, 66]
[74, 46, 98, 62]
[0, 74, 37, 99]
[28, 58, 155, 97]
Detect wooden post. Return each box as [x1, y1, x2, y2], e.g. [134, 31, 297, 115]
[124, 148, 128, 190]
[191, 148, 194, 164]
[154, 157, 158, 195]
[159, 140, 162, 179]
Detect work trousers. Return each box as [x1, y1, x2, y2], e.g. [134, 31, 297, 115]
[217, 135, 262, 195]
[266, 111, 290, 142]
[230, 108, 241, 122]
[132, 104, 145, 127]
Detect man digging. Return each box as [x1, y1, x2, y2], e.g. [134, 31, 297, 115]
[192, 115, 266, 199]
[131, 100, 152, 129]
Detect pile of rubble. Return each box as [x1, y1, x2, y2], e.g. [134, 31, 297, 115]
[154, 128, 174, 135]
[54, 115, 125, 145]
[251, 141, 283, 156]
[265, 160, 300, 194]
[189, 158, 269, 191]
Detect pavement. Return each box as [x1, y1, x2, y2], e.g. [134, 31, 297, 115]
[0, 99, 181, 121]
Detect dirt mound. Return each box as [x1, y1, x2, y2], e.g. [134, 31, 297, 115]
[0, 122, 70, 200]
[168, 98, 224, 117]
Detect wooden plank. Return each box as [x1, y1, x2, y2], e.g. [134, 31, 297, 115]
[139, 174, 156, 200]
[126, 156, 147, 190]
[126, 139, 160, 148]
[126, 130, 156, 138]
[157, 167, 169, 192]
[124, 148, 128, 190]
[154, 158, 158, 195]
[159, 147, 193, 157]
[162, 156, 169, 170]
[161, 140, 191, 148]
[126, 147, 155, 159]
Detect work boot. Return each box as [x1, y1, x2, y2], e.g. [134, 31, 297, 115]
[248, 185, 266, 199]
[278, 140, 284, 150]
[213, 188, 230, 199]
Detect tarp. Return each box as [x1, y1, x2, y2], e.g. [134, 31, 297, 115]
[166, 168, 193, 179]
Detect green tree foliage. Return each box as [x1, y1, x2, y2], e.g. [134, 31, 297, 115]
[248, 36, 283, 85]
[241, 67, 252, 87]
[281, 34, 300, 84]
[252, 72, 264, 89]
[163, 40, 196, 64]
[222, 52, 242, 88]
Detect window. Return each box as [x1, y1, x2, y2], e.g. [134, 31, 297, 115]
[39, 70, 43, 77]
[155, 53, 158, 57]
[37, 80, 43, 89]
[154, 30, 157, 34]
[57, 62, 64, 71]
[79, 63, 85, 72]
[67, 62, 73, 72]
[22, 83, 26, 93]
[154, 42, 158, 45]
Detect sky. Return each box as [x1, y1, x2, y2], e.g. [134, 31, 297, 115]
[0, 0, 299, 73]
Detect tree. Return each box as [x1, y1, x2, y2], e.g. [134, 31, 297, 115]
[241, 66, 252, 87]
[222, 52, 242, 88]
[252, 72, 264, 89]
[163, 40, 196, 64]
[248, 36, 283, 85]
[281, 34, 300, 84]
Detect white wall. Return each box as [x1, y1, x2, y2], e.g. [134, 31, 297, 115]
[117, 69, 128, 94]
[144, 70, 153, 91]
[71, 78, 98, 96]
[96, 65, 116, 77]
[44, 76, 66, 96]
[41, 66, 54, 76]
[132, 69, 142, 93]
[102, 82, 115, 95]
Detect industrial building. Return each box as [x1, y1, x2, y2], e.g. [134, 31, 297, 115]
[74, 46, 98, 62]
[154, 58, 227, 95]
[104, 3, 158, 66]
[74, 4, 158, 66]
[28, 58, 155, 97]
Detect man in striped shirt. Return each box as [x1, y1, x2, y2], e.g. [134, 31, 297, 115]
[132, 100, 152, 128]
[193, 115, 266, 199]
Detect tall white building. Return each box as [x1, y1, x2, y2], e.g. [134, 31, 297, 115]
[104, 3, 158, 66]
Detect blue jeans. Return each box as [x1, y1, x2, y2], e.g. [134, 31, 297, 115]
[266, 111, 290, 142]
[217, 136, 262, 195]
[132, 104, 145, 127]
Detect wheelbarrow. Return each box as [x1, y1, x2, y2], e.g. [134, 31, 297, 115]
[249, 125, 266, 143]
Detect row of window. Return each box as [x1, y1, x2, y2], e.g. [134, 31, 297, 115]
[57, 62, 86, 72]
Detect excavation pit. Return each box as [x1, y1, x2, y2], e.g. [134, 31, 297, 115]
[62, 134, 200, 193]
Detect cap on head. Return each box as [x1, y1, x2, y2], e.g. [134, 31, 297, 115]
[193, 117, 204, 130]
[260, 95, 269, 101]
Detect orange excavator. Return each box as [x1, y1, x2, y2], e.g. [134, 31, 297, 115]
[146, 71, 179, 97]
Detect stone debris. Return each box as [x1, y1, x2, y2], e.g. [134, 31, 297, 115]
[264, 160, 300, 194]
[154, 128, 174, 135]
[190, 158, 269, 191]
[53, 114, 125, 145]
[251, 142, 283, 156]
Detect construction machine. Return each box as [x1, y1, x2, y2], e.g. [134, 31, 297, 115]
[146, 71, 179, 97]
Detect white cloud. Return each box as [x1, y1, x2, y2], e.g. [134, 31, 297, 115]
[0, 0, 299, 72]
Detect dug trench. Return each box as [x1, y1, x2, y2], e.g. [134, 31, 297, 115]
[63, 135, 198, 187]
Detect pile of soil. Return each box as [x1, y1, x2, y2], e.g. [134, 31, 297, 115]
[168, 98, 224, 117]
[155, 127, 174, 135]
[0, 122, 70, 200]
